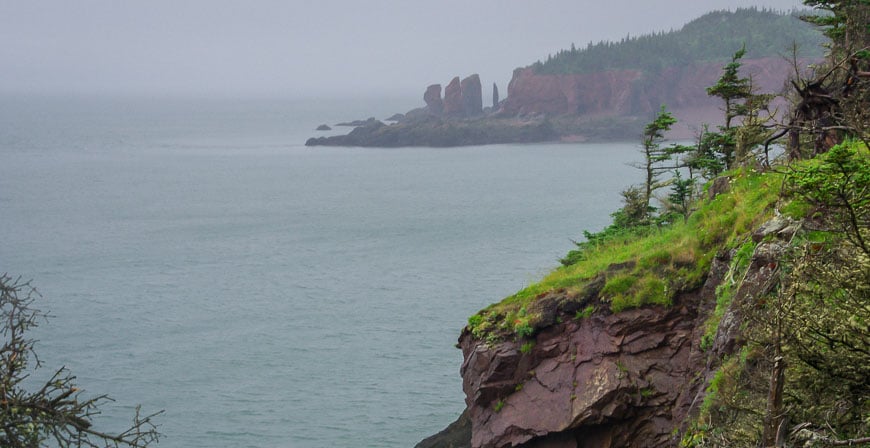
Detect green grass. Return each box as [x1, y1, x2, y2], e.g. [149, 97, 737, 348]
[574, 305, 596, 320]
[467, 168, 784, 340]
[520, 341, 536, 354]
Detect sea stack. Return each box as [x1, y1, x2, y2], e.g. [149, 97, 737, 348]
[424, 84, 443, 116]
[443, 77, 464, 117]
[460, 74, 483, 117]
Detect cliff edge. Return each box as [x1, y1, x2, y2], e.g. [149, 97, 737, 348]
[418, 168, 802, 447]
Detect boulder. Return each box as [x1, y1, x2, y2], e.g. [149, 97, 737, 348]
[424, 84, 444, 116]
[708, 176, 731, 199]
[415, 410, 471, 448]
[316, 124, 331, 131]
[443, 76, 464, 117]
[461, 74, 483, 117]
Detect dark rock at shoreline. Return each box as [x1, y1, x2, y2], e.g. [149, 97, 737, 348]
[315, 124, 331, 131]
[305, 117, 558, 147]
[415, 410, 471, 448]
[335, 117, 379, 127]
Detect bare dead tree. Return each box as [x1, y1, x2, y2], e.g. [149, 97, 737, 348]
[766, 47, 870, 160]
[0, 274, 162, 447]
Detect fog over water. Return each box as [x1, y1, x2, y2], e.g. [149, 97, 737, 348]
[0, 96, 641, 447]
[1, 1, 816, 446]
[3, 0, 806, 99]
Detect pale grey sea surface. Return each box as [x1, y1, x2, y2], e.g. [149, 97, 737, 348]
[0, 96, 640, 447]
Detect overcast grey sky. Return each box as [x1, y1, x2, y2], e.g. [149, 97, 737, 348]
[1, 0, 808, 99]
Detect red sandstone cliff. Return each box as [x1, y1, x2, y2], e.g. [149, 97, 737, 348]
[501, 57, 800, 135]
[418, 209, 796, 448]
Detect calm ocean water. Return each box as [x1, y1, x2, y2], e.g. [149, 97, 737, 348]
[0, 95, 639, 447]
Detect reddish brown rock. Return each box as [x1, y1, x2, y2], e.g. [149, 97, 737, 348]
[444, 76, 464, 117]
[424, 84, 443, 116]
[458, 262, 732, 448]
[503, 67, 643, 117]
[501, 57, 803, 137]
[447, 214, 797, 448]
[461, 74, 483, 117]
[460, 307, 698, 447]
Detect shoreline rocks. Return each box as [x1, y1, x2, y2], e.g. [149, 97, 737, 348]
[305, 116, 557, 148]
[306, 57, 804, 147]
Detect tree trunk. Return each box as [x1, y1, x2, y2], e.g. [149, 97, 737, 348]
[762, 356, 786, 447]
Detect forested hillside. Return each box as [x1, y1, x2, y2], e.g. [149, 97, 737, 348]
[534, 8, 825, 74]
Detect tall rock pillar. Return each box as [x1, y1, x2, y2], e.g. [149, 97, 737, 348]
[460, 74, 483, 117]
[424, 84, 443, 116]
[443, 76, 464, 118]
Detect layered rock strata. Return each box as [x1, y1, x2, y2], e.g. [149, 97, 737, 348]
[420, 210, 798, 448]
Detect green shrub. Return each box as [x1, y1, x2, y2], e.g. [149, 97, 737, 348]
[520, 341, 535, 354]
[515, 321, 534, 338]
[468, 314, 483, 328]
[575, 305, 596, 320]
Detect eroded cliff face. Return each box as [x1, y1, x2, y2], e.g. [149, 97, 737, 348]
[500, 57, 799, 131]
[502, 68, 644, 117]
[457, 281, 719, 448]
[440, 211, 796, 448]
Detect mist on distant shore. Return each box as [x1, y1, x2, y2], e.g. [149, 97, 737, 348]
[1, 0, 807, 98]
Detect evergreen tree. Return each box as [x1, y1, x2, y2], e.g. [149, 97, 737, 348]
[802, 0, 870, 58]
[637, 106, 678, 216]
[704, 48, 774, 169]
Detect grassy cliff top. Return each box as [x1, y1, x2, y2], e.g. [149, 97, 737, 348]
[466, 167, 784, 342]
[533, 8, 825, 75]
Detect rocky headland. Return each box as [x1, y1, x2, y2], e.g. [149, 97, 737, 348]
[305, 74, 559, 147]
[410, 7, 870, 448]
[306, 9, 822, 148]
[416, 176, 802, 447]
[305, 57, 800, 148]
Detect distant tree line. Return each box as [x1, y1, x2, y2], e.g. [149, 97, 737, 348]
[534, 8, 826, 75]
